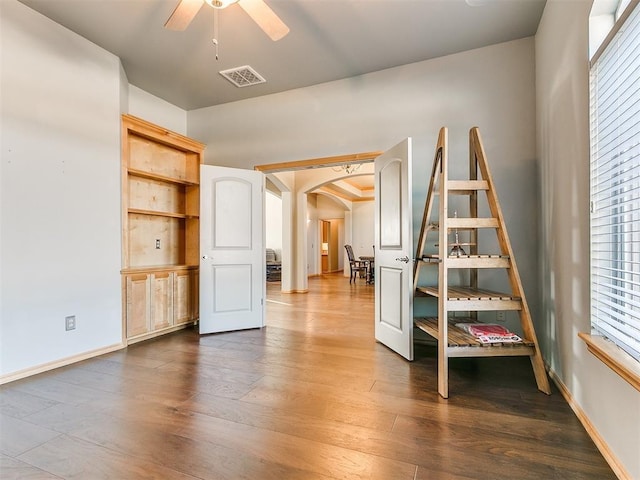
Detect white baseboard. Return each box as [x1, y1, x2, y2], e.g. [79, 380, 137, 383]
[547, 368, 629, 480]
[0, 343, 125, 385]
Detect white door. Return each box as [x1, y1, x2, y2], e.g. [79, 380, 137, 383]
[200, 165, 265, 334]
[374, 138, 413, 360]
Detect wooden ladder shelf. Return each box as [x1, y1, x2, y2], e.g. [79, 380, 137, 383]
[413, 127, 551, 398]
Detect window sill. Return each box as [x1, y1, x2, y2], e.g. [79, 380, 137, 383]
[578, 333, 640, 392]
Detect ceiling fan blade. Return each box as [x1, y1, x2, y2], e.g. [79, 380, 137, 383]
[164, 0, 205, 31]
[237, 0, 289, 41]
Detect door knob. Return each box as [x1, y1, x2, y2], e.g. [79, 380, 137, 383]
[395, 256, 410, 263]
[202, 255, 209, 260]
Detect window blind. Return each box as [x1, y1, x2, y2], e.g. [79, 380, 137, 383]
[590, 1, 640, 362]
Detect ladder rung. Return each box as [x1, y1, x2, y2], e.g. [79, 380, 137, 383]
[446, 256, 510, 268]
[447, 180, 489, 191]
[448, 218, 498, 229]
[426, 254, 507, 259]
[448, 299, 522, 311]
[434, 180, 490, 195]
[420, 255, 441, 263]
[434, 242, 477, 247]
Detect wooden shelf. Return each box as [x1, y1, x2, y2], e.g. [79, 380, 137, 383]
[421, 255, 510, 269]
[417, 286, 520, 300]
[128, 208, 199, 219]
[128, 168, 198, 186]
[416, 286, 522, 311]
[414, 317, 535, 358]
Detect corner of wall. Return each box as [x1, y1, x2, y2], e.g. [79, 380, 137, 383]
[127, 85, 187, 135]
[119, 61, 129, 114]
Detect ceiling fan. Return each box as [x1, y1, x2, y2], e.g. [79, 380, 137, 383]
[164, 0, 289, 41]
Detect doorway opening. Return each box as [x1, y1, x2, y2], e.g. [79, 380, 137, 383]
[321, 220, 330, 273]
[257, 151, 380, 295]
[319, 218, 343, 275]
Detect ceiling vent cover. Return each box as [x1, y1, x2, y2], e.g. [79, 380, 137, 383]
[219, 65, 266, 88]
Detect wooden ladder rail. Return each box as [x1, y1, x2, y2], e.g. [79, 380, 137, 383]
[469, 127, 551, 395]
[437, 128, 451, 398]
[413, 127, 446, 287]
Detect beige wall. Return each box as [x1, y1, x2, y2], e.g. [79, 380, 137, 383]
[535, 1, 640, 478]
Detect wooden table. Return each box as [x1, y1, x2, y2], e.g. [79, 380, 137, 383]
[359, 256, 375, 284]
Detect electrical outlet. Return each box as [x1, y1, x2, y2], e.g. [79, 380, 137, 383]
[65, 315, 76, 331]
[496, 311, 506, 323]
[155, 239, 161, 249]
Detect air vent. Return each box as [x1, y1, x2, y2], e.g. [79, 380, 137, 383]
[219, 65, 266, 88]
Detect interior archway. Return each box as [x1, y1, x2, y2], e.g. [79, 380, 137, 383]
[257, 152, 377, 293]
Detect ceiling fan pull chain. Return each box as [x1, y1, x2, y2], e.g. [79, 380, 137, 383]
[212, 38, 219, 60]
[212, 7, 220, 60]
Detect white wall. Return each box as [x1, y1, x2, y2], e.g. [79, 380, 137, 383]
[536, 1, 640, 478]
[188, 37, 539, 307]
[351, 202, 375, 259]
[265, 191, 283, 254]
[128, 85, 188, 136]
[0, 0, 123, 377]
[306, 194, 319, 275]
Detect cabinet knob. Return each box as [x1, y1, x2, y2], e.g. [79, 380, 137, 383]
[202, 255, 209, 260]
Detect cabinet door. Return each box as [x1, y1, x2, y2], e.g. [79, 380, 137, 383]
[174, 270, 192, 325]
[151, 272, 173, 330]
[126, 274, 151, 337]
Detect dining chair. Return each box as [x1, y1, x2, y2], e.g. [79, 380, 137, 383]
[344, 244, 367, 283]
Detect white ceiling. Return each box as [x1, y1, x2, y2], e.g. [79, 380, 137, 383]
[18, 0, 547, 111]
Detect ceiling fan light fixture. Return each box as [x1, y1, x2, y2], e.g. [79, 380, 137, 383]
[166, 0, 289, 41]
[205, 0, 239, 9]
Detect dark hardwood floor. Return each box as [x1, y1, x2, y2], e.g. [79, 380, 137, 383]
[1, 273, 616, 479]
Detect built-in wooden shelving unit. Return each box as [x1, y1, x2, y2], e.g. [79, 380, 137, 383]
[121, 114, 205, 344]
